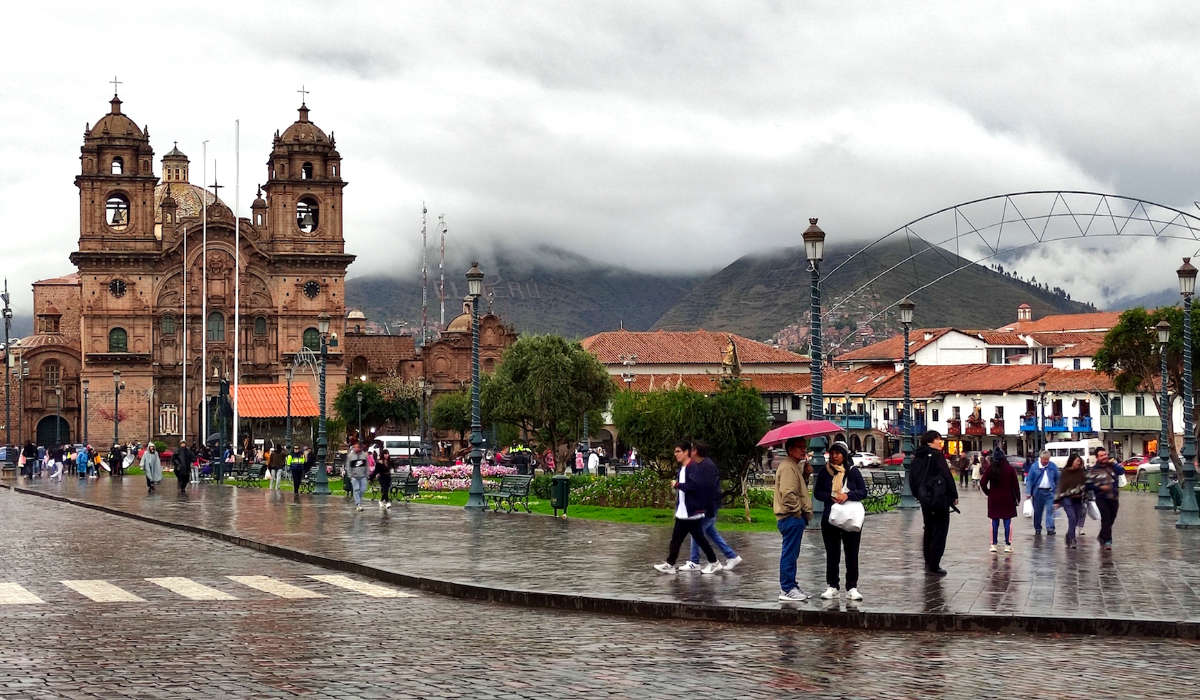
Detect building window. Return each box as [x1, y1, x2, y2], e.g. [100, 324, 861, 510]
[161, 314, 176, 334]
[37, 315, 60, 333]
[766, 395, 788, 414]
[301, 162, 313, 180]
[111, 157, 123, 175]
[987, 347, 1025, 365]
[106, 194, 130, 231]
[43, 361, 61, 386]
[255, 213, 263, 226]
[296, 197, 319, 233]
[207, 312, 225, 341]
[931, 409, 939, 422]
[254, 316, 267, 336]
[1110, 396, 1122, 416]
[108, 327, 128, 353]
[952, 405, 961, 419]
[791, 395, 802, 411]
[331, 164, 338, 177]
[1073, 358, 1081, 370]
[302, 327, 320, 351]
[1135, 396, 1145, 416]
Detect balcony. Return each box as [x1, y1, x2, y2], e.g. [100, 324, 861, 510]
[965, 417, 986, 436]
[885, 420, 926, 436]
[1100, 415, 1161, 431]
[834, 414, 871, 430]
[1073, 416, 1093, 432]
[989, 417, 1005, 436]
[946, 418, 962, 437]
[1045, 416, 1068, 432]
[1019, 416, 1038, 432]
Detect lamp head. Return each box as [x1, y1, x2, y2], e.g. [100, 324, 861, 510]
[113, 369, 120, 381]
[802, 217, 825, 263]
[359, 374, 367, 382]
[81, 378, 89, 391]
[317, 312, 331, 335]
[1157, 319, 1171, 345]
[1038, 381, 1046, 394]
[466, 261, 484, 297]
[1178, 257, 1198, 296]
[356, 391, 362, 402]
[898, 297, 915, 325]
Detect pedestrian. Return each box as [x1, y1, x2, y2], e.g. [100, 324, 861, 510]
[141, 443, 163, 494]
[909, 430, 958, 577]
[76, 446, 90, 478]
[345, 441, 370, 511]
[970, 454, 982, 488]
[774, 436, 814, 601]
[268, 445, 286, 490]
[574, 447, 585, 474]
[586, 448, 599, 475]
[21, 441, 37, 478]
[957, 454, 969, 488]
[653, 441, 721, 575]
[813, 441, 866, 600]
[374, 449, 393, 510]
[979, 447, 1020, 553]
[173, 440, 194, 494]
[1054, 453, 1088, 548]
[1025, 450, 1060, 535]
[681, 442, 742, 572]
[287, 444, 306, 495]
[48, 444, 64, 480]
[108, 444, 125, 478]
[1088, 447, 1122, 550]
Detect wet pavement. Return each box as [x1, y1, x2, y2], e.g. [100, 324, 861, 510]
[7, 475, 1200, 636]
[3, 488, 1198, 698]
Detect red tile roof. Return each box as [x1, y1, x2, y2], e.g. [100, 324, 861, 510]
[868, 364, 1052, 398]
[996, 311, 1121, 333]
[1010, 368, 1118, 393]
[833, 328, 954, 363]
[33, 272, 80, 285]
[821, 364, 897, 395]
[1050, 334, 1107, 358]
[234, 383, 320, 418]
[583, 329, 808, 366]
[973, 331, 1026, 345]
[612, 372, 810, 394]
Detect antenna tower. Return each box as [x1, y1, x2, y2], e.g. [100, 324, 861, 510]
[439, 214, 447, 329]
[420, 204, 428, 348]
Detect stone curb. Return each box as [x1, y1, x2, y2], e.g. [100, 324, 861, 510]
[5, 483, 1197, 639]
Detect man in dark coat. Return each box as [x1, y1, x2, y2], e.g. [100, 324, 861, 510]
[908, 430, 958, 576]
[173, 440, 195, 494]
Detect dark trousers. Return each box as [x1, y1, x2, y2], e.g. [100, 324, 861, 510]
[921, 505, 951, 570]
[379, 473, 392, 503]
[821, 518, 861, 589]
[667, 518, 716, 565]
[177, 473, 190, 493]
[1097, 498, 1119, 544]
[291, 468, 305, 494]
[958, 469, 968, 487]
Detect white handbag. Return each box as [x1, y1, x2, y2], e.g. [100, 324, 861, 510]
[1022, 498, 1033, 518]
[1086, 499, 1101, 521]
[828, 500, 865, 532]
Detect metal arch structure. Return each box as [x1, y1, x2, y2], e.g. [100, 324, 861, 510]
[820, 191, 1200, 357]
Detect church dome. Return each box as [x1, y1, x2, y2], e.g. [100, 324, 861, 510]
[279, 104, 329, 145]
[445, 312, 471, 333]
[18, 333, 69, 349]
[154, 183, 222, 223]
[347, 309, 366, 321]
[88, 96, 143, 139]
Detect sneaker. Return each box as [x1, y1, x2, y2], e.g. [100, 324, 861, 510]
[1034, 530, 1042, 536]
[678, 561, 701, 571]
[700, 562, 723, 575]
[384, 502, 391, 509]
[989, 544, 997, 553]
[653, 562, 677, 574]
[1047, 530, 1056, 536]
[778, 588, 808, 601]
[355, 505, 363, 512]
[1004, 544, 1013, 553]
[820, 586, 838, 599]
[846, 588, 863, 601]
[723, 555, 744, 571]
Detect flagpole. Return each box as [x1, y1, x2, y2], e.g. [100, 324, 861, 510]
[182, 221, 188, 445]
[202, 150, 209, 452]
[232, 120, 240, 459]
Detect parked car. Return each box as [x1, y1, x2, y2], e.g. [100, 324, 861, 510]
[1122, 455, 1151, 476]
[1135, 456, 1177, 480]
[852, 451, 881, 467]
[884, 452, 904, 466]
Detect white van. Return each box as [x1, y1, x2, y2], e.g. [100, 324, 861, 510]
[1045, 439, 1102, 466]
[375, 435, 423, 464]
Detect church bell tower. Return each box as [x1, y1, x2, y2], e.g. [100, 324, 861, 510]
[262, 98, 347, 254]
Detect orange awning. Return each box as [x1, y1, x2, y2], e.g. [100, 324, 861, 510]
[233, 383, 320, 418]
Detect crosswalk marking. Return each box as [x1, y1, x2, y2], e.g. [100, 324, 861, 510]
[61, 579, 145, 602]
[227, 575, 326, 599]
[0, 582, 44, 605]
[307, 574, 417, 598]
[146, 577, 238, 601]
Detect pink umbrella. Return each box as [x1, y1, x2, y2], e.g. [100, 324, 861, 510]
[756, 419, 844, 447]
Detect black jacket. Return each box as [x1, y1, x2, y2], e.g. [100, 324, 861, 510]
[909, 445, 958, 509]
[675, 460, 718, 518]
[813, 463, 868, 507]
[173, 446, 195, 478]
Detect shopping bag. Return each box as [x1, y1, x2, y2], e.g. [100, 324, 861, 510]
[828, 501, 865, 532]
[1117, 473, 1128, 488]
[1086, 499, 1101, 521]
[1022, 498, 1033, 518]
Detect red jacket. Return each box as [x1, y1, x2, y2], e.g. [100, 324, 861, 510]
[980, 459, 1021, 520]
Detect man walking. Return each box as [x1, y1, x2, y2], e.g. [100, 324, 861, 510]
[652, 441, 721, 574]
[909, 430, 958, 576]
[1025, 450, 1059, 535]
[173, 440, 195, 495]
[345, 441, 370, 511]
[681, 442, 742, 572]
[774, 437, 813, 601]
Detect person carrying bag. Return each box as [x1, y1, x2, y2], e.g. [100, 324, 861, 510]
[909, 430, 959, 576]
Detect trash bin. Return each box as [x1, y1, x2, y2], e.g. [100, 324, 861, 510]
[551, 474, 571, 518]
[597, 464, 607, 477]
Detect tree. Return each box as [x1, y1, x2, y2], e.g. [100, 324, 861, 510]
[333, 380, 418, 438]
[431, 389, 471, 443]
[481, 334, 612, 464]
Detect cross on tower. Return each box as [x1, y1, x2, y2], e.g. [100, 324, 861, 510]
[297, 84, 309, 105]
[210, 175, 223, 200]
[110, 75, 123, 95]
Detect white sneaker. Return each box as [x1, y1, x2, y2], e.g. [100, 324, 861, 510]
[723, 555, 743, 571]
[653, 562, 677, 574]
[1004, 544, 1013, 553]
[700, 562, 723, 575]
[384, 502, 391, 509]
[846, 587, 863, 601]
[677, 561, 701, 572]
[820, 586, 838, 600]
[779, 588, 808, 601]
[989, 544, 997, 553]
[355, 505, 363, 512]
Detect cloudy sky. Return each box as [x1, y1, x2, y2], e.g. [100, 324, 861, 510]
[2, 1, 1199, 317]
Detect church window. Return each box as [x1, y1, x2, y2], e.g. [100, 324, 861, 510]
[302, 327, 320, 351]
[296, 197, 319, 233]
[208, 312, 225, 341]
[106, 194, 130, 231]
[254, 316, 267, 335]
[255, 213, 263, 226]
[108, 328, 128, 353]
[161, 314, 176, 334]
[302, 162, 313, 180]
[43, 361, 61, 387]
[111, 157, 123, 174]
[37, 315, 60, 333]
[331, 165, 337, 177]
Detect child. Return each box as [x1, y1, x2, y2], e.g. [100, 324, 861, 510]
[979, 448, 1020, 553]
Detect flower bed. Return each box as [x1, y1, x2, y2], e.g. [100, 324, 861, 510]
[410, 464, 516, 491]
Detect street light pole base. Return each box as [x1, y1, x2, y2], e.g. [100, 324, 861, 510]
[313, 485, 331, 496]
[1175, 475, 1199, 527]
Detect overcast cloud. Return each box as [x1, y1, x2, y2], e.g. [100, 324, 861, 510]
[2, 1, 1199, 317]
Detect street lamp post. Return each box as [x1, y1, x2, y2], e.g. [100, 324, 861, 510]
[54, 386, 62, 447]
[898, 297, 918, 509]
[3, 279, 12, 447]
[112, 370, 124, 449]
[1038, 380, 1047, 455]
[464, 262, 487, 511]
[313, 312, 334, 495]
[417, 375, 426, 457]
[1156, 320, 1174, 510]
[81, 379, 89, 446]
[356, 390, 363, 445]
[285, 362, 294, 450]
[1176, 258, 1199, 528]
[803, 218, 828, 514]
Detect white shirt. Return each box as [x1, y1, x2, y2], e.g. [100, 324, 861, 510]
[675, 463, 703, 520]
[1038, 467, 1050, 489]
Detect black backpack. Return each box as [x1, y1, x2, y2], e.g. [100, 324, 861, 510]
[914, 452, 950, 509]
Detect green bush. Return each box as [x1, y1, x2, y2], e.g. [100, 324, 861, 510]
[531, 473, 594, 498]
[570, 470, 672, 508]
[744, 486, 773, 509]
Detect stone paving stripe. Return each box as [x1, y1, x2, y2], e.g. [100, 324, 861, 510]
[61, 579, 145, 602]
[145, 577, 238, 601]
[307, 574, 417, 598]
[0, 583, 44, 605]
[227, 575, 326, 599]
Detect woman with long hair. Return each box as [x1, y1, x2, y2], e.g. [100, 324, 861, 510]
[1054, 453, 1088, 548]
[814, 441, 868, 601]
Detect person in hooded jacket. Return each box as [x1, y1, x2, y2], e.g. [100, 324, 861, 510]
[813, 441, 868, 601]
[141, 443, 163, 493]
[173, 440, 195, 494]
[908, 430, 959, 576]
[979, 447, 1020, 553]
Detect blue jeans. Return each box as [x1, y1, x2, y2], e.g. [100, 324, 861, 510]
[351, 476, 367, 505]
[689, 515, 737, 563]
[777, 515, 807, 592]
[1032, 489, 1056, 532]
[991, 518, 1012, 544]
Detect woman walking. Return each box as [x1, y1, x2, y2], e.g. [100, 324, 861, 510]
[653, 441, 721, 575]
[345, 442, 370, 511]
[814, 441, 867, 601]
[1088, 447, 1122, 550]
[1054, 453, 1088, 548]
[980, 447, 1020, 553]
[141, 443, 163, 494]
[375, 449, 394, 510]
[970, 454, 982, 489]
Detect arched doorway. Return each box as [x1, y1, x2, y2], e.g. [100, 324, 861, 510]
[850, 434, 862, 452]
[864, 435, 877, 454]
[36, 415, 71, 447]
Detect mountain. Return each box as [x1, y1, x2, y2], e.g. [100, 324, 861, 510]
[1108, 287, 1177, 311]
[345, 246, 703, 339]
[652, 238, 1097, 343]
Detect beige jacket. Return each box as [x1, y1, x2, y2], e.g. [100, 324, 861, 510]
[773, 455, 813, 521]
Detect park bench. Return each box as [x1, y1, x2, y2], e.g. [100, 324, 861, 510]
[484, 474, 534, 513]
[861, 473, 902, 514]
[1132, 470, 1153, 492]
[299, 467, 321, 494]
[389, 474, 421, 502]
